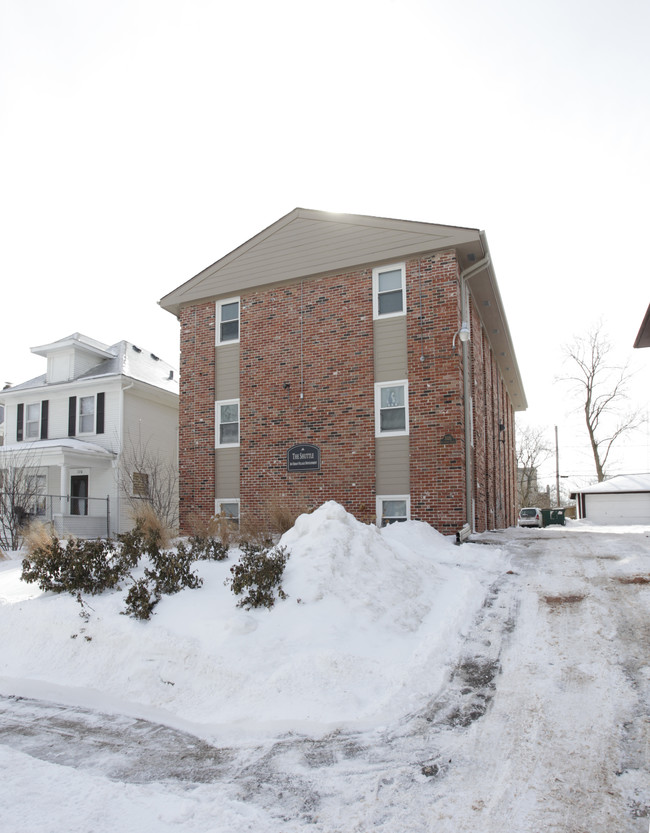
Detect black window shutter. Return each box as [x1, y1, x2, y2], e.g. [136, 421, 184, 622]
[68, 396, 77, 437]
[40, 400, 49, 440]
[17, 403, 24, 442]
[96, 392, 105, 434]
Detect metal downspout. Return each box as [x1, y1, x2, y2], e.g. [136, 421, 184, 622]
[458, 253, 491, 532]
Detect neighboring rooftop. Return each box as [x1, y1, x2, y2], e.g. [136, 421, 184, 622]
[634, 304, 650, 348]
[1, 333, 178, 395]
[572, 474, 650, 494]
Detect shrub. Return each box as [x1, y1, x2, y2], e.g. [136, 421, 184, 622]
[120, 542, 204, 620]
[21, 536, 128, 595]
[188, 534, 229, 562]
[21, 510, 212, 622]
[123, 578, 159, 620]
[146, 542, 203, 596]
[226, 542, 289, 609]
[117, 526, 158, 568]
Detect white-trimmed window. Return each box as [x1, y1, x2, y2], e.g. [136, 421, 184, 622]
[25, 403, 41, 439]
[216, 297, 240, 345]
[375, 380, 409, 436]
[373, 263, 406, 319]
[377, 496, 410, 526]
[215, 499, 240, 526]
[78, 395, 96, 434]
[216, 399, 240, 447]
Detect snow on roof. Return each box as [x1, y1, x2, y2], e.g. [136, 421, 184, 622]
[31, 333, 113, 360]
[76, 341, 178, 393]
[2, 374, 48, 394]
[573, 474, 650, 494]
[2, 338, 178, 396]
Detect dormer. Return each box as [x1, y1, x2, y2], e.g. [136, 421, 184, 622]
[31, 333, 115, 384]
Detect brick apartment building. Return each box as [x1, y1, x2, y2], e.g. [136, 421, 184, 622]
[160, 209, 526, 535]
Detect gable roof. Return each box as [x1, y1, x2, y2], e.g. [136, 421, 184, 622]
[572, 474, 650, 494]
[2, 336, 178, 396]
[31, 332, 115, 362]
[634, 304, 650, 348]
[159, 207, 526, 410]
[160, 208, 485, 316]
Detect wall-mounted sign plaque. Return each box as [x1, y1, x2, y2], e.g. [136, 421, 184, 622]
[440, 433, 457, 445]
[287, 444, 321, 472]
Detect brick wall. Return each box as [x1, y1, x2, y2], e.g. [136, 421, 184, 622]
[405, 253, 466, 533]
[239, 271, 377, 527]
[178, 303, 216, 531]
[177, 253, 520, 534]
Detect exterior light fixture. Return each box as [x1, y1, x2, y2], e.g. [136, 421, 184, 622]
[452, 324, 471, 348]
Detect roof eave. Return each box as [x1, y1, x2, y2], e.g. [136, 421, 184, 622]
[634, 303, 650, 348]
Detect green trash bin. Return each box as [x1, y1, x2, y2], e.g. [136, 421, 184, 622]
[541, 508, 565, 527]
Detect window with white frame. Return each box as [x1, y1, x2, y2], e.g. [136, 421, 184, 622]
[216, 298, 240, 345]
[25, 403, 40, 439]
[216, 400, 240, 447]
[375, 380, 409, 436]
[78, 395, 96, 434]
[215, 499, 240, 526]
[377, 496, 410, 526]
[373, 263, 406, 319]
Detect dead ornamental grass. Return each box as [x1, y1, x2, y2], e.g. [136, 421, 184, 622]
[22, 521, 57, 555]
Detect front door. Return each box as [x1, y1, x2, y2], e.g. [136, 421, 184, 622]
[70, 475, 88, 516]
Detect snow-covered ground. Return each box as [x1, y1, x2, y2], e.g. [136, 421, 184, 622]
[0, 502, 648, 831]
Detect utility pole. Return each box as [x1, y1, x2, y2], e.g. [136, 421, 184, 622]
[555, 425, 560, 507]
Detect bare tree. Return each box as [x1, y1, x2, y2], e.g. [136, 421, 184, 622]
[0, 445, 46, 550]
[561, 322, 644, 482]
[119, 437, 179, 532]
[516, 424, 553, 508]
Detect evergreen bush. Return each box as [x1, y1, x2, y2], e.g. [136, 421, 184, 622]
[123, 578, 159, 620]
[146, 542, 203, 596]
[225, 542, 289, 609]
[21, 536, 128, 595]
[188, 534, 229, 561]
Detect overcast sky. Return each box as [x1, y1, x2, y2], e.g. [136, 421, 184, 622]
[1, 0, 648, 491]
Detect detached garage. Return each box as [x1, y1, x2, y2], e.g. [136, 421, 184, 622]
[572, 474, 650, 524]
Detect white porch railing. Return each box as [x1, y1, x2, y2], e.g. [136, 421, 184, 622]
[13, 494, 111, 539]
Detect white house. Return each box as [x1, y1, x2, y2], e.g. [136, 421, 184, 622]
[0, 334, 178, 538]
[571, 474, 650, 525]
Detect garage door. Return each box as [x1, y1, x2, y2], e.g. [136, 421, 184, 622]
[585, 492, 650, 524]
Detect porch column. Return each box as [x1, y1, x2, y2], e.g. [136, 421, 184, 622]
[60, 465, 68, 515]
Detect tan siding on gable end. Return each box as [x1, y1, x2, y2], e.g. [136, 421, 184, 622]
[160, 209, 481, 315]
[215, 344, 239, 399]
[373, 318, 408, 382]
[375, 436, 410, 493]
[216, 448, 240, 498]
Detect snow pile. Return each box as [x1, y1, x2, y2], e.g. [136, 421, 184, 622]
[0, 502, 508, 738]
